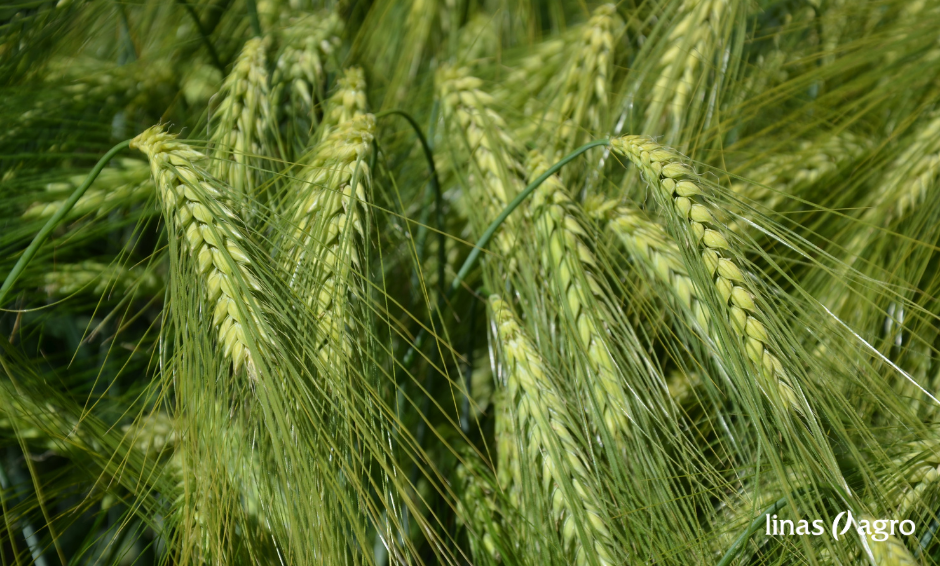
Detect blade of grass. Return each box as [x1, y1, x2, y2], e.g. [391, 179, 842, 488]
[0, 139, 131, 307]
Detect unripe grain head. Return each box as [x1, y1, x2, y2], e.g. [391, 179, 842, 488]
[611, 135, 800, 411]
[132, 125, 269, 377]
[490, 295, 618, 566]
[285, 112, 375, 366]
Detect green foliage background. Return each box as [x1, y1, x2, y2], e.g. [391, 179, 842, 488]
[2, 0, 940, 564]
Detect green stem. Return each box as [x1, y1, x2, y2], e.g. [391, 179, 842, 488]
[179, 0, 233, 64]
[375, 108, 445, 298]
[451, 138, 610, 292]
[176, 0, 224, 73]
[719, 484, 854, 566]
[203, 0, 234, 36]
[245, 0, 262, 37]
[715, 496, 789, 566]
[459, 296, 479, 434]
[402, 138, 610, 367]
[0, 140, 131, 308]
[118, 5, 137, 64]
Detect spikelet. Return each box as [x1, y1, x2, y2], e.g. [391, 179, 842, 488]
[22, 158, 153, 220]
[860, 514, 919, 566]
[885, 439, 940, 519]
[611, 135, 799, 410]
[42, 260, 162, 297]
[494, 35, 569, 114]
[437, 64, 524, 261]
[121, 412, 177, 458]
[284, 113, 374, 365]
[604, 203, 710, 332]
[730, 133, 870, 214]
[131, 125, 268, 377]
[318, 67, 369, 141]
[645, 0, 730, 141]
[546, 4, 622, 159]
[526, 150, 633, 437]
[210, 36, 275, 208]
[731, 132, 870, 210]
[873, 112, 940, 222]
[493, 387, 520, 501]
[272, 11, 343, 153]
[490, 296, 618, 566]
[455, 460, 503, 562]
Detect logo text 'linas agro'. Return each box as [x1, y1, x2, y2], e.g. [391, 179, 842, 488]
[766, 511, 915, 541]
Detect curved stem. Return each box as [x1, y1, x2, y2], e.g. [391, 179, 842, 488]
[715, 496, 788, 566]
[375, 109, 445, 299]
[176, 0, 224, 73]
[430, 102, 444, 303]
[450, 138, 609, 293]
[179, 0, 233, 64]
[0, 140, 132, 307]
[715, 485, 855, 566]
[717, 489, 858, 566]
[402, 139, 610, 367]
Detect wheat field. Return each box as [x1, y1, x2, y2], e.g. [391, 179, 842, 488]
[2, 1, 940, 564]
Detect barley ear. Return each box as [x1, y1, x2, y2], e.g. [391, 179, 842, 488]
[455, 459, 504, 564]
[42, 260, 162, 297]
[490, 295, 619, 566]
[271, 11, 343, 155]
[846, 113, 940, 259]
[549, 4, 622, 159]
[132, 125, 269, 378]
[210, 36, 276, 211]
[886, 440, 940, 518]
[611, 135, 801, 412]
[860, 515, 918, 566]
[284, 112, 375, 367]
[605, 202, 711, 332]
[436, 64, 526, 269]
[645, 0, 732, 142]
[317, 66, 369, 142]
[121, 411, 177, 459]
[22, 158, 153, 220]
[526, 149, 633, 437]
[729, 133, 869, 215]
